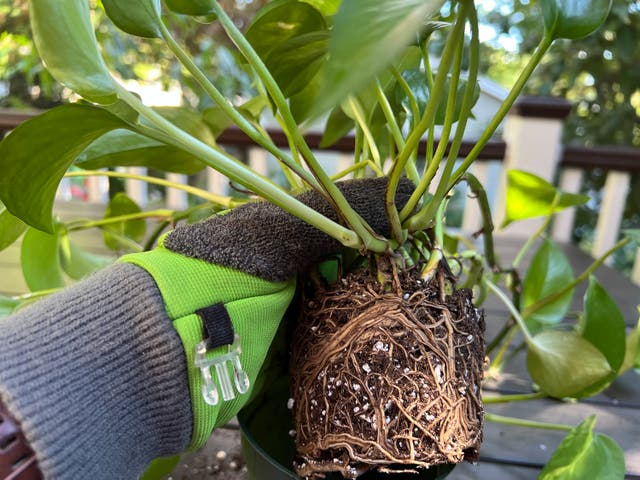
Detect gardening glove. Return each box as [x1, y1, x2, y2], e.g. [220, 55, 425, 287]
[0, 176, 414, 480]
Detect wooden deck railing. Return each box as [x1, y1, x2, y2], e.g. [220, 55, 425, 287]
[1, 99, 639, 284]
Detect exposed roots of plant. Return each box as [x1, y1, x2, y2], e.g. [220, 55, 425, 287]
[290, 263, 485, 479]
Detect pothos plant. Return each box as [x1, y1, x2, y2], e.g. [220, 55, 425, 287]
[0, 0, 637, 478]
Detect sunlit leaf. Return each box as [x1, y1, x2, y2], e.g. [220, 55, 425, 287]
[59, 234, 112, 280]
[541, 0, 613, 40]
[0, 104, 129, 232]
[539, 416, 625, 480]
[103, 193, 146, 251]
[502, 170, 589, 228]
[30, 0, 116, 103]
[522, 239, 574, 329]
[311, 0, 445, 116]
[140, 455, 181, 480]
[0, 202, 27, 252]
[582, 276, 626, 372]
[20, 227, 65, 291]
[527, 331, 612, 398]
[102, 0, 162, 38]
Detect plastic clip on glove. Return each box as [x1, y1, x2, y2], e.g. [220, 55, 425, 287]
[0, 177, 413, 480]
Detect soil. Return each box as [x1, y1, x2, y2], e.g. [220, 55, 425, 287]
[290, 262, 486, 479]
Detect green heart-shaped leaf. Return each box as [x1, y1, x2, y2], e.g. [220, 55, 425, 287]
[539, 416, 625, 480]
[541, 0, 613, 40]
[164, 0, 215, 16]
[0, 295, 20, 320]
[59, 234, 112, 280]
[76, 130, 206, 174]
[246, 0, 326, 60]
[0, 104, 129, 232]
[620, 316, 640, 374]
[527, 331, 612, 398]
[502, 170, 589, 228]
[21, 227, 65, 292]
[140, 455, 181, 480]
[103, 193, 146, 251]
[522, 239, 574, 329]
[153, 107, 217, 147]
[582, 276, 626, 372]
[300, 0, 340, 16]
[0, 202, 27, 252]
[30, 0, 116, 103]
[102, 0, 162, 38]
[311, 0, 445, 116]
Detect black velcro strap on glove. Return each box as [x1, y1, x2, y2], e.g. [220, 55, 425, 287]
[164, 177, 414, 282]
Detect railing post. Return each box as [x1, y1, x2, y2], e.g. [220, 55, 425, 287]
[592, 171, 630, 262]
[495, 96, 572, 237]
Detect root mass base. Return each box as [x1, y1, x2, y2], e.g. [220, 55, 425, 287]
[291, 265, 485, 479]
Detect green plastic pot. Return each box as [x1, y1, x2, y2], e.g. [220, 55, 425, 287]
[238, 379, 455, 480]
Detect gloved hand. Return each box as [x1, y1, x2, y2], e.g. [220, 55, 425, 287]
[0, 177, 413, 480]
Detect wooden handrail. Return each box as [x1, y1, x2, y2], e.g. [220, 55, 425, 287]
[561, 144, 640, 173]
[2, 108, 639, 171]
[0, 108, 506, 160]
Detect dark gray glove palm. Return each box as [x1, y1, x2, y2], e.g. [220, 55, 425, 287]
[165, 176, 415, 281]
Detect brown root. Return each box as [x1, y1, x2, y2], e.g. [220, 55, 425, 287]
[290, 264, 485, 479]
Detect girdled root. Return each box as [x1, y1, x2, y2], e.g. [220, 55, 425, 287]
[290, 264, 485, 479]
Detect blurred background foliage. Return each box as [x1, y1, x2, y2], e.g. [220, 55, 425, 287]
[1, 0, 639, 272]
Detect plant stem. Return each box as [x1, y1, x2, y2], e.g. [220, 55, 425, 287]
[11, 288, 63, 301]
[464, 173, 498, 269]
[66, 209, 174, 231]
[115, 86, 364, 249]
[391, 3, 467, 227]
[403, 24, 465, 226]
[485, 412, 574, 432]
[483, 391, 545, 404]
[331, 160, 382, 181]
[522, 237, 630, 318]
[488, 324, 518, 374]
[485, 278, 534, 345]
[65, 170, 241, 208]
[157, 16, 317, 190]
[486, 318, 515, 355]
[211, 2, 386, 252]
[391, 67, 420, 126]
[512, 195, 559, 268]
[347, 96, 381, 168]
[448, 33, 555, 189]
[404, 0, 480, 230]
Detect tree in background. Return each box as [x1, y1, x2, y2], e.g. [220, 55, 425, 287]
[477, 0, 640, 274]
[0, 0, 261, 110]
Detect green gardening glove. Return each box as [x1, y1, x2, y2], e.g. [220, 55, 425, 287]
[121, 176, 414, 450]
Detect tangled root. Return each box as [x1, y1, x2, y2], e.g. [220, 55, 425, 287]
[290, 265, 485, 479]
